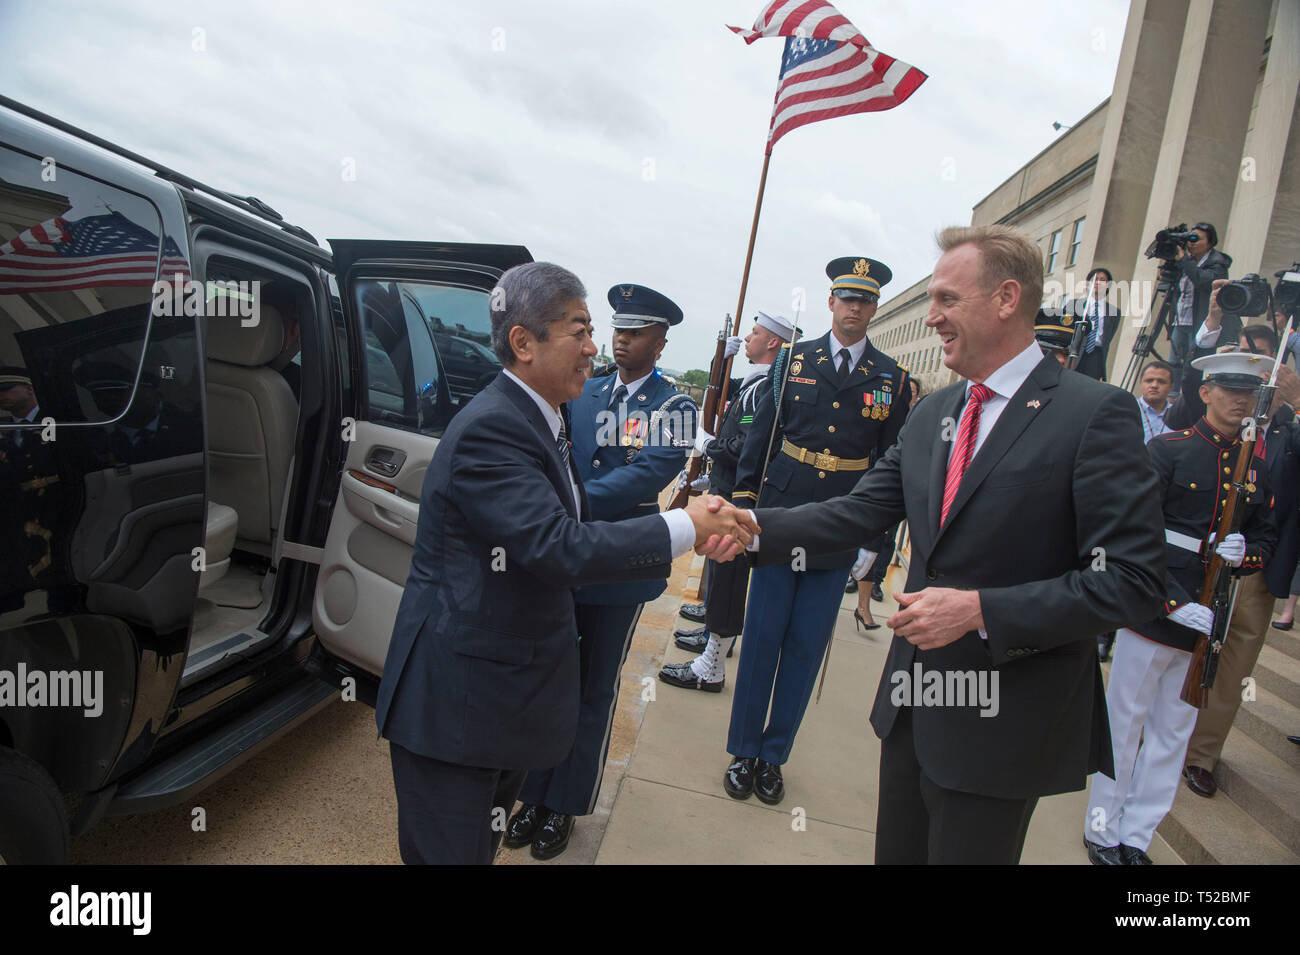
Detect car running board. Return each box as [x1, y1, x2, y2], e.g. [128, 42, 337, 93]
[106, 677, 338, 816]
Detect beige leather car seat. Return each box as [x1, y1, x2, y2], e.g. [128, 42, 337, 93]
[205, 303, 298, 550]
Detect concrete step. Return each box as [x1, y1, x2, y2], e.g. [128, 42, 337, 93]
[1254, 642, 1300, 709]
[1233, 684, 1300, 772]
[1267, 626, 1300, 663]
[1159, 780, 1299, 865]
[1215, 731, 1300, 856]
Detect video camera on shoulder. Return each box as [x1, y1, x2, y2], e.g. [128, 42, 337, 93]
[1144, 223, 1200, 262]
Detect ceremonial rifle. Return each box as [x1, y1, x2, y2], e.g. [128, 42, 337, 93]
[1181, 317, 1295, 707]
[1064, 312, 1090, 371]
[668, 314, 733, 510]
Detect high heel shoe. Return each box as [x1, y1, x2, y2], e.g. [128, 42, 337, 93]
[854, 609, 881, 632]
[1272, 619, 1294, 631]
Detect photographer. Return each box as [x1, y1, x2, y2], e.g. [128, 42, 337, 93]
[1171, 222, 1232, 394]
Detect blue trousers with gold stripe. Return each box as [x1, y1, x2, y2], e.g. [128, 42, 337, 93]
[727, 564, 845, 764]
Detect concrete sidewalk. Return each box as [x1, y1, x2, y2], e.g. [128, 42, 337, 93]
[517, 553, 1182, 865]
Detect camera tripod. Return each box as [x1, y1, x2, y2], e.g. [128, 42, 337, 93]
[1118, 265, 1180, 393]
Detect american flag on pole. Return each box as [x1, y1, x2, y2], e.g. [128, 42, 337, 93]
[0, 210, 189, 295]
[730, 0, 927, 154]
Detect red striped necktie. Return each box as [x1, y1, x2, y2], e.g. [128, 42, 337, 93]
[941, 383, 994, 525]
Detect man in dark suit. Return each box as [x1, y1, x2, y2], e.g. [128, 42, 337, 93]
[375, 262, 755, 865]
[1169, 222, 1232, 395]
[706, 225, 1167, 863]
[502, 284, 697, 860]
[1061, 267, 1123, 381]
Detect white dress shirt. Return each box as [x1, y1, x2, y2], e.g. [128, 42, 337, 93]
[1136, 396, 1172, 442]
[503, 369, 695, 558]
[604, 369, 654, 407]
[947, 340, 1045, 468]
[829, 330, 868, 372]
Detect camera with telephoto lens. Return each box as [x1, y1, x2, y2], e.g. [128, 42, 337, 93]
[1217, 273, 1272, 316]
[1144, 223, 1200, 262]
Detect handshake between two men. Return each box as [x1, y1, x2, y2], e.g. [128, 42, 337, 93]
[683, 494, 759, 562]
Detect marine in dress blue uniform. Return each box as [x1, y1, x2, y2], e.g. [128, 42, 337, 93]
[723, 257, 912, 804]
[506, 284, 698, 858]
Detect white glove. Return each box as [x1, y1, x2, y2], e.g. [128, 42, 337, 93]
[723, 335, 743, 359]
[1213, 532, 1246, 567]
[691, 428, 715, 457]
[1168, 602, 1214, 636]
[850, 548, 878, 581]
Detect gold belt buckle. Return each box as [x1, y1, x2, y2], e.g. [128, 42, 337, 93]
[813, 451, 837, 471]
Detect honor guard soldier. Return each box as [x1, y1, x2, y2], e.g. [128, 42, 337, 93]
[1084, 352, 1276, 865]
[660, 311, 796, 690]
[721, 256, 911, 804]
[504, 283, 698, 860]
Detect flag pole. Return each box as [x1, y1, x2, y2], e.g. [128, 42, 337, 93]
[716, 149, 773, 415]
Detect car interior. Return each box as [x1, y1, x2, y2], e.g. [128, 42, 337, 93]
[184, 267, 309, 686]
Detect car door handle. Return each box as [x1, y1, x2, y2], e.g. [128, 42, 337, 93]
[367, 446, 406, 477]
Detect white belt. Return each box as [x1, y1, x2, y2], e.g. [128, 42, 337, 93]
[1165, 528, 1202, 554]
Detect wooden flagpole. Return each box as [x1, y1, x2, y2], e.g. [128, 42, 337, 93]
[715, 150, 773, 414]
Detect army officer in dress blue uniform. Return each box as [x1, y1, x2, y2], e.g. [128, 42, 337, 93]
[503, 284, 698, 859]
[723, 257, 911, 805]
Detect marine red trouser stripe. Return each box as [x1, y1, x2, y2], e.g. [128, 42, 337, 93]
[940, 383, 993, 525]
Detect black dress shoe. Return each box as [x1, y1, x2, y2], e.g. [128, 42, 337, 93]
[530, 811, 575, 860]
[754, 759, 785, 805]
[1287, 735, 1300, 746]
[673, 626, 733, 656]
[502, 803, 544, 849]
[871, 582, 884, 603]
[1119, 844, 1153, 865]
[723, 756, 755, 799]
[679, 602, 706, 623]
[659, 660, 723, 691]
[844, 578, 858, 594]
[1183, 764, 1217, 798]
[1084, 839, 1125, 865]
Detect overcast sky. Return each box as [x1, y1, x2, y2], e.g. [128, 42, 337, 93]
[0, 0, 1128, 372]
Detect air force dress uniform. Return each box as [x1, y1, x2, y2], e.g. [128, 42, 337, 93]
[1084, 352, 1277, 863]
[725, 258, 911, 799]
[512, 284, 698, 855]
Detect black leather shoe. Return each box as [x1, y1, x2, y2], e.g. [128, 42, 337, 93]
[502, 803, 544, 849]
[530, 811, 574, 860]
[844, 578, 858, 594]
[673, 626, 733, 656]
[1184, 764, 1217, 797]
[679, 602, 706, 623]
[871, 583, 884, 603]
[1272, 619, 1294, 631]
[754, 759, 785, 805]
[1084, 839, 1125, 865]
[659, 660, 723, 691]
[1119, 844, 1153, 865]
[723, 757, 755, 799]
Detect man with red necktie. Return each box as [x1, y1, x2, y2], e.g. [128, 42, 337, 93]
[707, 225, 1167, 863]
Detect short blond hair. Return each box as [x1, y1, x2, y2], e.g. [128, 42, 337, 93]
[937, 225, 1043, 322]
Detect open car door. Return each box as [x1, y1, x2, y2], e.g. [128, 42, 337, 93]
[311, 240, 532, 678]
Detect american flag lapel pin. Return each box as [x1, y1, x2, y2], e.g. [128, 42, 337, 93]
[1026, 399, 1041, 409]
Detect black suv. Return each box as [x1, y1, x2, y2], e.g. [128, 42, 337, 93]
[0, 97, 529, 862]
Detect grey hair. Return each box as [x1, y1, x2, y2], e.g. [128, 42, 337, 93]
[490, 262, 587, 365]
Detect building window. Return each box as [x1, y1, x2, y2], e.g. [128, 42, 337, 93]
[1046, 229, 1062, 274]
[1068, 217, 1085, 266]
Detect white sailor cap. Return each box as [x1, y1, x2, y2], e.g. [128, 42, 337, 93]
[754, 311, 796, 342]
[1191, 351, 1269, 391]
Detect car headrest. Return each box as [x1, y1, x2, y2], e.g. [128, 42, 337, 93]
[206, 303, 288, 367]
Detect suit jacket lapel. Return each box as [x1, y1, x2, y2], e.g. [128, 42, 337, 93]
[496, 373, 580, 520]
[802, 333, 835, 387]
[933, 356, 1059, 544]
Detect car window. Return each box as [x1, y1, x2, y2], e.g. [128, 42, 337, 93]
[354, 279, 450, 436]
[406, 283, 502, 411]
[0, 146, 186, 424]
